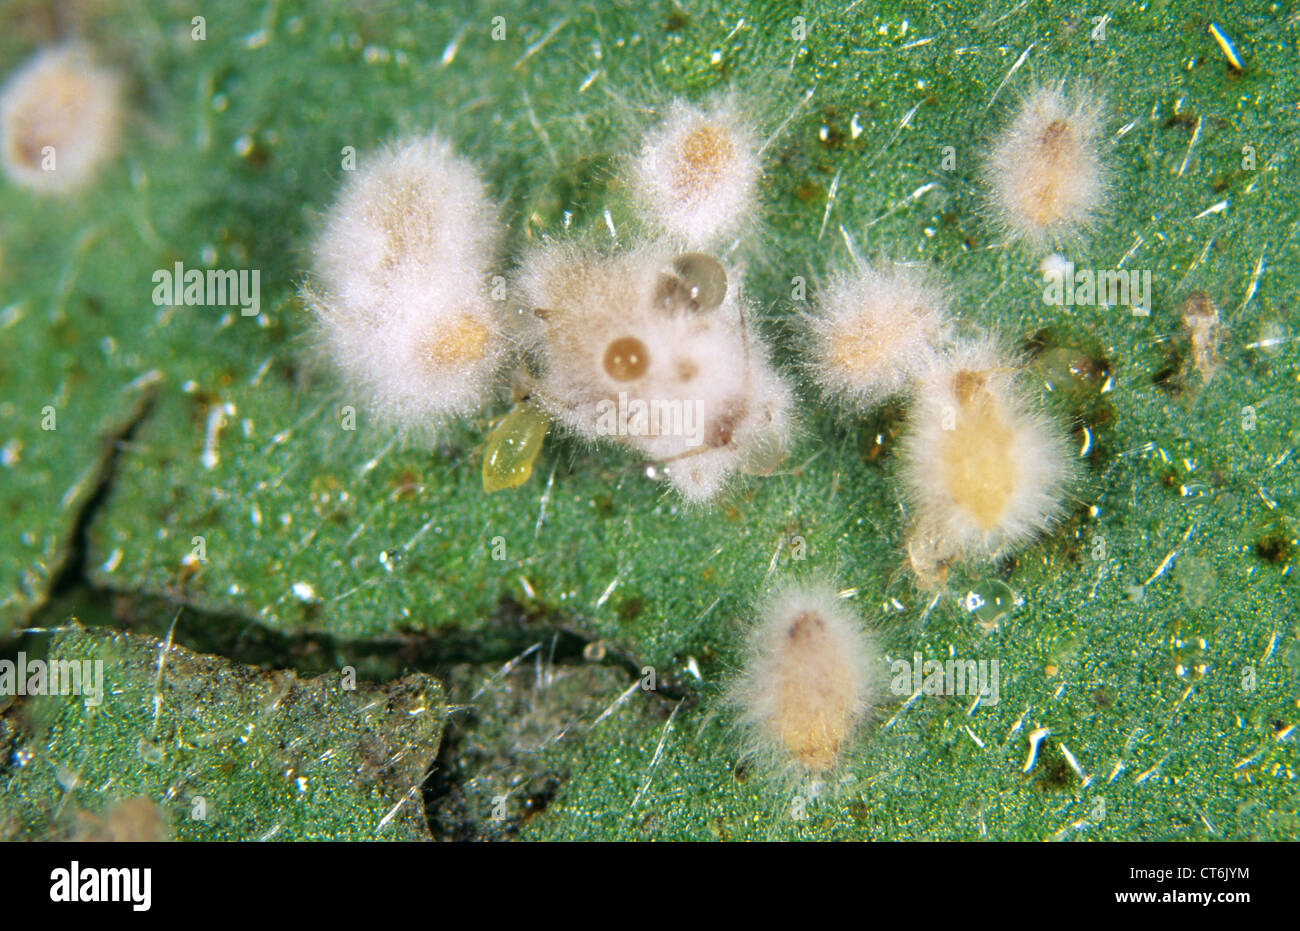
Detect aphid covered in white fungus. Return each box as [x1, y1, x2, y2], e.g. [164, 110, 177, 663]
[631, 97, 761, 249]
[728, 582, 882, 776]
[305, 133, 506, 431]
[72, 797, 169, 842]
[982, 82, 1108, 245]
[899, 339, 1075, 573]
[0, 44, 123, 194]
[807, 261, 951, 411]
[517, 241, 792, 503]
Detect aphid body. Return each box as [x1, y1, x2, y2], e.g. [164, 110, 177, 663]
[518, 242, 792, 502]
[728, 583, 881, 775]
[306, 133, 506, 430]
[0, 44, 122, 193]
[900, 340, 1074, 564]
[808, 262, 950, 410]
[631, 98, 761, 249]
[482, 401, 550, 492]
[983, 83, 1107, 244]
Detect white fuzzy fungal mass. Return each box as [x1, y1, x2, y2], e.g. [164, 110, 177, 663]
[983, 82, 1108, 244]
[305, 133, 507, 430]
[631, 97, 761, 249]
[729, 582, 881, 775]
[899, 339, 1075, 568]
[518, 243, 792, 503]
[808, 261, 951, 411]
[290, 77, 1088, 782]
[0, 44, 122, 194]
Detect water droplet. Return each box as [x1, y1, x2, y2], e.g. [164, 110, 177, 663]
[1281, 639, 1300, 679]
[136, 738, 165, 765]
[964, 579, 1017, 627]
[672, 252, 727, 310]
[1052, 630, 1084, 664]
[1171, 635, 1211, 682]
[603, 336, 650, 381]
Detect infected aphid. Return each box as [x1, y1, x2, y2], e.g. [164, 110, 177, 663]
[631, 97, 761, 249]
[71, 797, 169, 842]
[899, 339, 1075, 569]
[983, 83, 1108, 245]
[305, 133, 507, 431]
[0, 44, 123, 194]
[1180, 291, 1222, 383]
[727, 582, 882, 777]
[517, 241, 792, 503]
[807, 261, 951, 411]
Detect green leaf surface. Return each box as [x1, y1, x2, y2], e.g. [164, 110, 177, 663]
[1, 624, 443, 840]
[1, 0, 1297, 839]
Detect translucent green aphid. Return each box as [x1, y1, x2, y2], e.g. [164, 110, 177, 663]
[482, 401, 550, 492]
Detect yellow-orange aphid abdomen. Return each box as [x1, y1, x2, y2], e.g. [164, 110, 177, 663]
[828, 313, 908, 375]
[674, 124, 736, 196]
[939, 374, 1018, 530]
[825, 302, 932, 380]
[421, 315, 493, 369]
[773, 611, 859, 771]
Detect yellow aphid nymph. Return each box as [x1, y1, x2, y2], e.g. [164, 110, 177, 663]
[482, 401, 550, 493]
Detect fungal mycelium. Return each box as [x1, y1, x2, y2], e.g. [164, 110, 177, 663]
[0, 44, 123, 194]
[807, 260, 952, 411]
[898, 339, 1075, 574]
[983, 81, 1108, 245]
[517, 241, 792, 502]
[728, 582, 882, 777]
[305, 132, 508, 431]
[295, 75, 1102, 796]
[630, 96, 761, 249]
